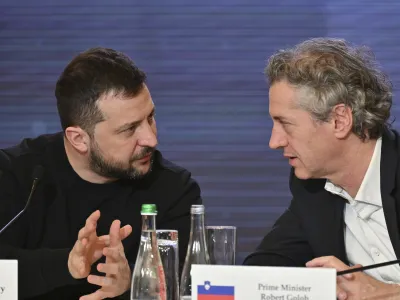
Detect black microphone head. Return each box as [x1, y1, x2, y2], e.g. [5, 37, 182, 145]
[32, 165, 44, 181]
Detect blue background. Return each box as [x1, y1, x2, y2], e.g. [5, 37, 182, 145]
[1, 0, 400, 264]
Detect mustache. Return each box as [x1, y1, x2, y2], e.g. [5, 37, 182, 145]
[132, 147, 155, 161]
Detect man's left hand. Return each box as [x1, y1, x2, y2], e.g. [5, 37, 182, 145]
[80, 220, 132, 300]
[307, 256, 400, 300]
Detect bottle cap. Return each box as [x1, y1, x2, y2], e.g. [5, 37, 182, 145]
[191, 204, 205, 214]
[141, 204, 157, 215]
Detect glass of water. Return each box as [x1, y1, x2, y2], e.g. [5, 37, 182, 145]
[206, 226, 236, 265]
[157, 230, 179, 300]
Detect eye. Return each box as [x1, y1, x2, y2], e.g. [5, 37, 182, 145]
[124, 126, 136, 135]
[148, 112, 155, 123]
[280, 119, 293, 127]
[279, 122, 293, 133]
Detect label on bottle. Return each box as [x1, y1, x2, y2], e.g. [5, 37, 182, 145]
[158, 265, 166, 300]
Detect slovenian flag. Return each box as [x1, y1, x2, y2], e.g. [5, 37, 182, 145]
[198, 281, 235, 300]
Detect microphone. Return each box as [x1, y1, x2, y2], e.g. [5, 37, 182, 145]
[337, 259, 400, 276]
[0, 165, 44, 235]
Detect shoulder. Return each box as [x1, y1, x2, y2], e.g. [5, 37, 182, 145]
[151, 150, 198, 189]
[138, 150, 201, 215]
[1, 133, 63, 184]
[2, 132, 62, 160]
[156, 151, 191, 176]
[382, 128, 400, 155]
[139, 150, 201, 200]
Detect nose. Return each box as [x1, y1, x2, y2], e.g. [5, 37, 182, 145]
[137, 123, 158, 148]
[269, 125, 288, 149]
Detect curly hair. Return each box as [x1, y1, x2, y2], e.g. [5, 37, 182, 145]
[266, 38, 393, 140]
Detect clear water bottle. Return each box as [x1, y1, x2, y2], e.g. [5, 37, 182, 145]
[180, 205, 210, 300]
[131, 204, 166, 300]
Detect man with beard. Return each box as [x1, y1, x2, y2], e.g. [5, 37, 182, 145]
[0, 48, 202, 300]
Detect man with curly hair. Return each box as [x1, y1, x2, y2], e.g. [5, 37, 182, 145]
[245, 38, 400, 299]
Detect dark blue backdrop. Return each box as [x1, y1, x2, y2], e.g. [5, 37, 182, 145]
[1, 0, 399, 264]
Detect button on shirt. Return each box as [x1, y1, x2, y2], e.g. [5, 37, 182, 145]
[325, 137, 400, 283]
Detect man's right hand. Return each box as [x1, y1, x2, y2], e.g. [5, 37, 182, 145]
[68, 210, 132, 279]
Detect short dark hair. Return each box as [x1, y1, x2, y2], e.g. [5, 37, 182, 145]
[55, 47, 147, 134]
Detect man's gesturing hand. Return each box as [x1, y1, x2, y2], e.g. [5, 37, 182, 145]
[68, 210, 132, 280]
[81, 220, 132, 300]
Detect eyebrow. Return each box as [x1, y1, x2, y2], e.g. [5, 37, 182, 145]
[115, 108, 155, 133]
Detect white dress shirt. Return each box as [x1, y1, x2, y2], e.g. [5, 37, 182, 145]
[324, 137, 400, 283]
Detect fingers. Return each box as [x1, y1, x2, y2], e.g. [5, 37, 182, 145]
[78, 210, 101, 241]
[340, 264, 363, 280]
[103, 246, 125, 261]
[337, 285, 348, 300]
[78, 223, 95, 241]
[120, 224, 132, 240]
[97, 263, 119, 276]
[306, 256, 349, 271]
[73, 237, 88, 255]
[342, 273, 354, 280]
[109, 220, 121, 248]
[79, 289, 107, 300]
[306, 257, 363, 281]
[68, 240, 90, 279]
[336, 276, 353, 300]
[87, 274, 115, 288]
[98, 225, 132, 245]
[306, 257, 365, 300]
[85, 210, 101, 232]
[336, 273, 362, 299]
[334, 264, 360, 300]
[89, 260, 131, 298]
[91, 247, 106, 264]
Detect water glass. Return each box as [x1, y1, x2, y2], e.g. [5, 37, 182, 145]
[157, 230, 179, 300]
[205, 226, 236, 265]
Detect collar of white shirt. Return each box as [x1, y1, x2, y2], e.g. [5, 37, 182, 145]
[324, 137, 382, 218]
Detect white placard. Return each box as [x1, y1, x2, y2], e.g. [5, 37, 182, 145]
[0, 260, 17, 300]
[191, 265, 336, 300]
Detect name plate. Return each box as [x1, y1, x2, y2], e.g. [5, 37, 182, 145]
[0, 260, 17, 300]
[191, 265, 336, 300]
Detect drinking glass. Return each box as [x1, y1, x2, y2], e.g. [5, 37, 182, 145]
[205, 226, 236, 265]
[157, 230, 179, 300]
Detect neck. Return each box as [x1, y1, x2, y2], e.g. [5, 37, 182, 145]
[327, 136, 378, 198]
[63, 137, 116, 184]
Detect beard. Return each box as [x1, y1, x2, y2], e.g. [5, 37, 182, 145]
[88, 140, 155, 180]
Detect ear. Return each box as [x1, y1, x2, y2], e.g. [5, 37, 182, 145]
[332, 104, 353, 139]
[64, 127, 90, 153]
